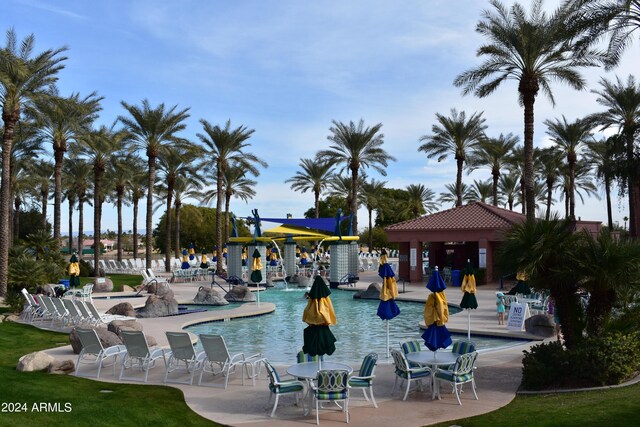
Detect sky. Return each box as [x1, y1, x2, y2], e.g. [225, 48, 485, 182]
[2, 0, 639, 236]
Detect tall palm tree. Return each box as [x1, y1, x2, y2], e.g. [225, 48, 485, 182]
[498, 172, 521, 210]
[585, 136, 618, 228]
[360, 178, 387, 249]
[125, 158, 147, 260]
[106, 154, 138, 262]
[222, 165, 256, 243]
[555, 160, 599, 218]
[537, 147, 564, 220]
[468, 133, 519, 206]
[31, 160, 54, 231]
[76, 125, 127, 276]
[469, 179, 494, 204]
[197, 119, 267, 272]
[454, 0, 600, 219]
[326, 174, 366, 222]
[63, 157, 92, 258]
[285, 158, 334, 219]
[10, 158, 32, 241]
[419, 109, 487, 207]
[401, 183, 439, 219]
[317, 119, 395, 233]
[590, 75, 640, 237]
[0, 28, 66, 296]
[119, 99, 190, 269]
[35, 91, 102, 243]
[544, 115, 592, 219]
[439, 182, 474, 207]
[172, 175, 203, 259]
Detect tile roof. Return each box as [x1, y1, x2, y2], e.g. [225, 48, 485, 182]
[385, 202, 526, 231]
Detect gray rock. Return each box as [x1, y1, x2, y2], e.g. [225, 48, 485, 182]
[224, 285, 256, 302]
[4, 314, 20, 323]
[106, 302, 136, 318]
[524, 314, 556, 337]
[155, 285, 174, 298]
[354, 283, 382, 299]
[146, 283, 157, 294]
[108, 319, 143, 335]
[48, 360, 75, 375]
[69, 327, 123, 354]
[17, 351, 54, 372]
[193, 287, 229, 306]
[43, 284, 56, 296]
[93, 277, 114, 292]
[136, 293, 179, 318]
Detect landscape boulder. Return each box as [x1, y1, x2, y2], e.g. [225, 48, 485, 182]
[524, 314, 556, 338]
[93, 277, 114, 292]
[69, 327, 122, 354]
[106, 302, 136, 318]
[193, 287, 229, 306]
[136, 292, 178, 318]
[4, 314, 19, 323]
[48, 360, 75, 375]
[353, 283, 381, 300]
[16, 351, 55, 372]
[224, 285, 256, 302]
[108, 319, 143, 335]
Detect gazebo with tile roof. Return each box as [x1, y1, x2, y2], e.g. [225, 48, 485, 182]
[384, 201, 601, 284]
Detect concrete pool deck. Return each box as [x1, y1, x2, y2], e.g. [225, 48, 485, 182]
[35, 269, 541, 426]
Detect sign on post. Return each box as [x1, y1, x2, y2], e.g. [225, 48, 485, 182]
[507, 302, 530, 331]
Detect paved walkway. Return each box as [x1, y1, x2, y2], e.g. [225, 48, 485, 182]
[38, 269, 541, 426]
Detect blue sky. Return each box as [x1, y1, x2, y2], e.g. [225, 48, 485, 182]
[2, 0, 639, 234]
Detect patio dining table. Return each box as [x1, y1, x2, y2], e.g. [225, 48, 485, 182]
[405, 351, 459, 400]
[286, 361, 353, 415]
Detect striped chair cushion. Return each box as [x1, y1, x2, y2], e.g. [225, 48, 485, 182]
[296, 351, 320, 363]
[348, 377, 371, 387]
[434, 370, 474, 383]
[316, 391, 348, 400]
[359, 354, 377, 376]
[452, 341, 476, 355]
[395, 368, 431, 379]
[270, 381, 304, 394]
[401, 341, 421, 354]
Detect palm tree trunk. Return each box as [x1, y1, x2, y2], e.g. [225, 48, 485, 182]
[117, 190, 123, 262]
[93, 170, 102, 277]
[41, 192, 48, 231]
[520, 178, 526, 214]
[174, 201, 181, 260]
[546, 183, 553, 221]
[492, 171, 499, 206]
[146, 156, 156, 269]
[132, 197, 139, 260]
[164, 190, 173, 273]
[68, 198, 73, 251]
[216, 162, 224, 272]
[314, 189, 320, 219]
[456, 157, 464, 207]
[631, 183, 640, 238]
[522, 91, 536, 220]
[565, 190, 569, 218]
[0, 111, 19, 297]
[605, 175, 613, 229]
[627, 132, 637, 238]
[54, 148, 64, 244]
[78, 198, 84, 260]
[368, 208, 373, 250]
[350, 166, 359, 234]
[225, 193, 231, 244]
[13, 197, 20, 240]
[568, 159, 576, 220]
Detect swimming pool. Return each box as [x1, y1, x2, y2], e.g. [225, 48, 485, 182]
[185, 287, 527, 364]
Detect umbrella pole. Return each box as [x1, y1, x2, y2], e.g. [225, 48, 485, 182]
[386, 320, 389, 359]
[257, 283, 260, 307]
[467, 309, 471, 341]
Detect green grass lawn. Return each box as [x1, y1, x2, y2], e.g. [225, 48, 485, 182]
[0, 322, 219, 427]
[431, 384, 640, 427]
[75, 274, 143, 293]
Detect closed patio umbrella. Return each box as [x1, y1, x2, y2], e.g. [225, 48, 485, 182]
[377, 249, 400, 358]
[460, 259, 478, 341]
[250, 248, 262, 307]
[422, 266, 452, 353]
[302, 275, 337, 367]
[68, 252, 80, 289]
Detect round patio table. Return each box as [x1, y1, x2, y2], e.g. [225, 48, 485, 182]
[405, 351, 459, 400]
[286, 361, 353, 415]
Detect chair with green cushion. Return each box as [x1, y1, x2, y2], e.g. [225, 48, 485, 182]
[400, 340, 422, 368]
[264, 360, 305, 417]
[434, 351, 478, 405]
[451, 340, 476, 355]
[348, 352, 378, 408]
[296, 350, 320, 363]
[390, 349, 431, 401]
[311, 369, 350, 425]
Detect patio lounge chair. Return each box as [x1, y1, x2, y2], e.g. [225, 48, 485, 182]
[164, 332, 205, 385]
[433, 351, 479, 405]
[84, 301, 136, 325]
[20, 289, 41, 322]
[311, 369, 350, 425]
[348, 352, 378, 408]
[75, 327, 126, 378]
[119, 330, 167, 383]
[198, 334, 262, 389]
[264, 359, 304, 417]
[390, 348, 432, 401]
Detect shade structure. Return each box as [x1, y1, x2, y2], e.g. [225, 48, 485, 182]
[68, 253, 80, 289]
[377, 250, 400, 358]
[421, 267, 452, 352]
[460, 260, 478, 341]
[302, 276, 337, 358]
[250, 248, 263, 307]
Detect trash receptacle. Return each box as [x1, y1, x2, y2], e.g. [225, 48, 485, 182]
[58, 279, 70, 290]
[452, 270, 462, 287]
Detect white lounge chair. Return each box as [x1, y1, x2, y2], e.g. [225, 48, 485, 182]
[119, 330, 167, 383]
[84, 301, 136, 325]
[75, 327, 127, 378]
[164, 332, 205, 385]
[198, 334, 262, 389]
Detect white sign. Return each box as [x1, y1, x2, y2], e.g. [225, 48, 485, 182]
[507, 302, 530, 331]
[97, 278, 106, 284]
[410, 248, 417, 268]
[478, 248, 487, 268]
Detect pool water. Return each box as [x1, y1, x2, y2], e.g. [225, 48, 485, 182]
[185, 287, 526, 365]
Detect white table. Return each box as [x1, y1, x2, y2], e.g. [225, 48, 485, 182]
[286, 361, 353, 415]
[405, 351, 459, 399]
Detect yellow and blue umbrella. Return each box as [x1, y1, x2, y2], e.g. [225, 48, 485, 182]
[377, 249, 400, 358]
[250, 248, 263, 306]
[460, 260, 478, 341]
[302, 276, 337, 362]
[68, 253, 80, 289]
[188, 243, 195, 261]
[422, 266, 452, 352]
[200, 253, 209, 269]
[181, 249, 190, 269]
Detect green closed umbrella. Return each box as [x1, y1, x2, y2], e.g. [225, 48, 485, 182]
[250, 248, 262, 306]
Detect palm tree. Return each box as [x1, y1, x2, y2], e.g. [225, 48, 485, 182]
[469, 179, 494, 203]
[76, 125, 127, 276]
[31, 160, 54, 231]
[172, 175, 203, 259]
[585, 136, 618, 228]
[498, 172, 520, 210]
[222, 165, 256, 243]
[106, 155, 139, 262]
[419, 109, 486, 207]
[317, 119, 395, 233]
[401, 183, 439, 219]
[360, 179, 387, 249]
[197, 119, 267, 272]
[119, 99, 190, 269]
[125, 158, 147, 260]
[439, 182, 474, 207]
[35, 91, 102, 243]
[555, 160, 599, 218]
[454, 0, 600, 219]
[326, 174, 365, 222]
[10, 158, 32, 241]
[537, 147, 564, 220]
[468, 133, 518, 206]
[285, 158, 334, 219]
[0, 28, 66, 296]
[544, 115, 593, 219]
[590, 75, 640, 237]
[63, 157, 92, 258]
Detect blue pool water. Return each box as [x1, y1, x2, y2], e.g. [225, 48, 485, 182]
[185, 287, 527, 364]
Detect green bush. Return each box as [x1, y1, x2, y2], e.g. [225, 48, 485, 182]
[6, 255, 47, 314]
[521, 341, 571, 390]
[79, 258, 92, 277]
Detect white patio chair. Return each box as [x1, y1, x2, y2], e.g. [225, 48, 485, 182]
[84, 301, 136, 324]
[119, 330, 167, 383]
[62, 299, 84, 326]
[75, 327, 127, 378]
[311, 369, 350, 425]
[434, 351, 479, 405]
[390, 348, 432, 401]
[20, 289, 40, 322]
[198, 334, 262, 389]
[164, 332, 206, 385]
[348, 352, 378, 408]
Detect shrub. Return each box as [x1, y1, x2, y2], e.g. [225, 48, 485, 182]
[521, 341, 571, 390]
[6, 255, 47, 314]
[79, 259, 92, 277]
